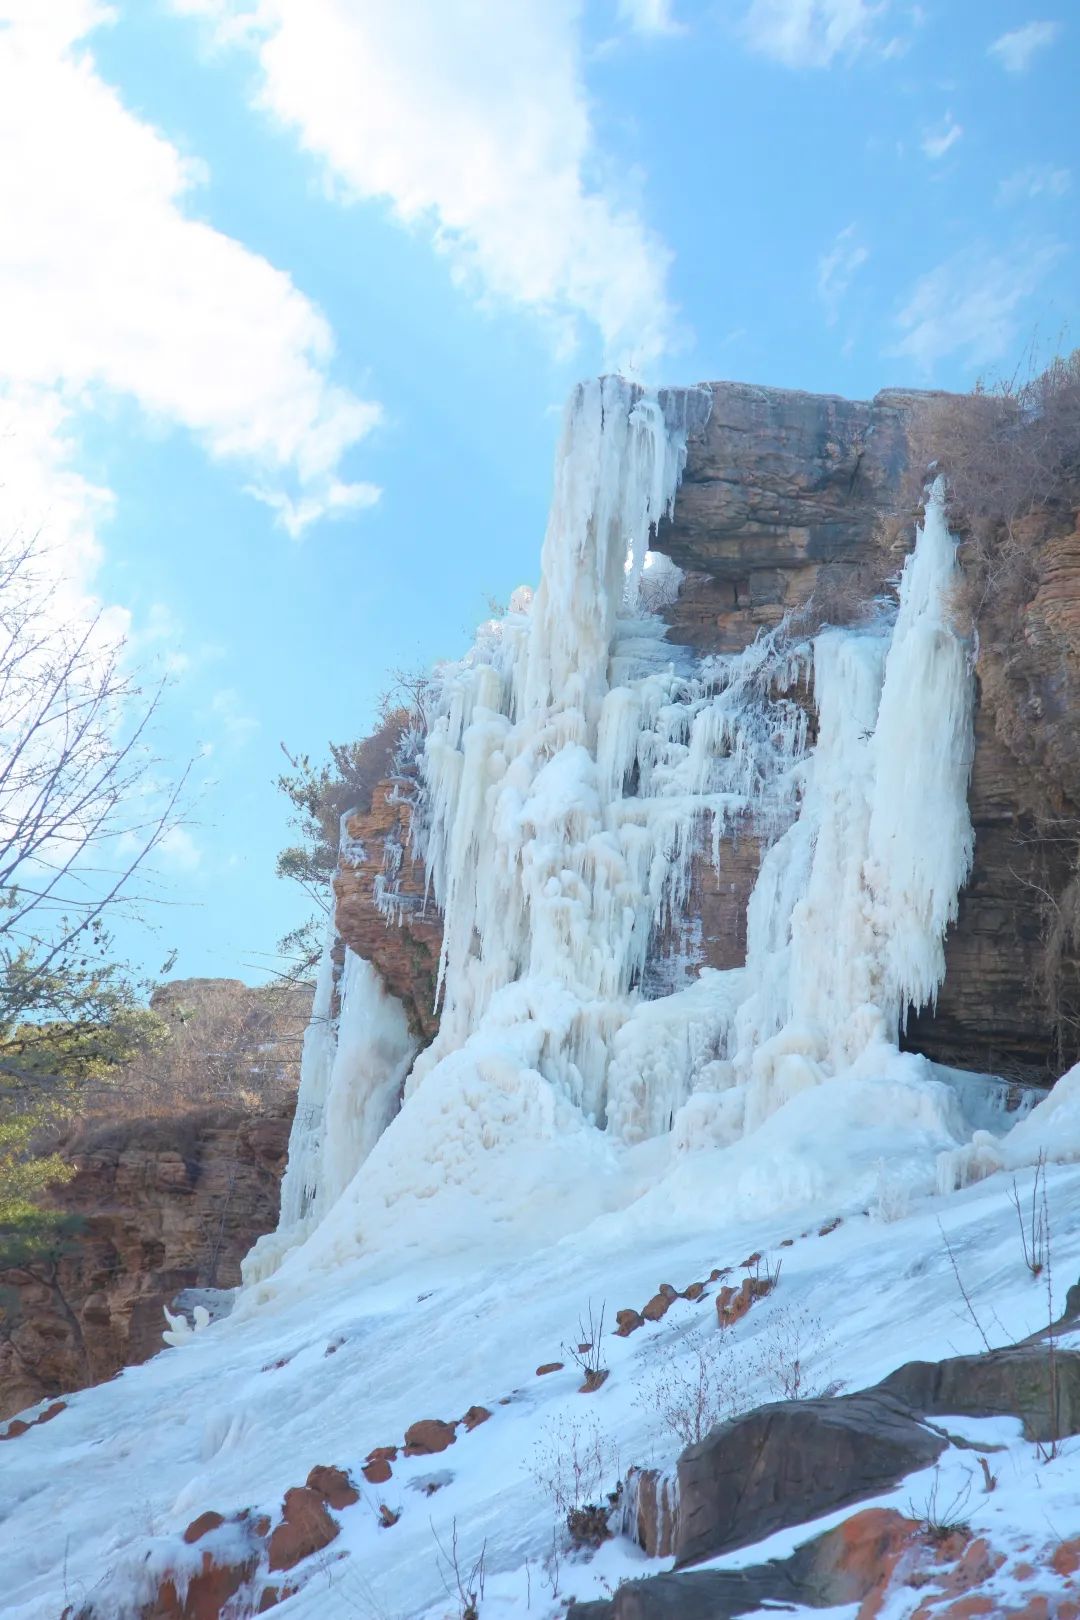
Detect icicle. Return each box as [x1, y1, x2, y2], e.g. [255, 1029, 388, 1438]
[243, 939, 415, 1285]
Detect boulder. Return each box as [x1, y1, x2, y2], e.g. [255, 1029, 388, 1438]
[266, 1487, 339, 1572]
[875, 1344, 1080, 1445]
[403, 1418, 457, 1455]
[569, 1507, 921, 1620]
[614, 1310, 643, 1337]
[675, 1391, 945, 1566]
[305, 1464, 359, 1510]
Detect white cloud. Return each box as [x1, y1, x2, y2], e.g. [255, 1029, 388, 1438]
[0, 0, 382, 550]
[888, 241, 1064, 374]
[997, 164, 1071, 205]
[208, 687, 259, 745]
[921, 113, 963, 161]
[817, 224, 869, 324]
[617, 0, 683, 34]
[157, 825, 204, 872]
[740, 0, 890, 67]
[988, 19, 1061, 72]
[171, 0, 678, 371]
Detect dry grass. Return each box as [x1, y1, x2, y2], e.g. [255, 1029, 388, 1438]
[897, 350, 1080, 629]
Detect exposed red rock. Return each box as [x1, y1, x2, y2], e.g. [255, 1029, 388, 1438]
[182, 1511, 226, 1545]
[403, 1417, 457, 1455]
[334, 785, 442, 1043]
[0, 1100, 293, 1421]
[461, 1404, 491, 1431]
[305, 1465, 359, 1510]
[267, 1486, 340, 1573]
[715, 1273, 775, 1328]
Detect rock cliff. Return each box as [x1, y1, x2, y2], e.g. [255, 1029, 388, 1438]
[657, 380, 1080, 1084]
[0, 1102, 292, 1419]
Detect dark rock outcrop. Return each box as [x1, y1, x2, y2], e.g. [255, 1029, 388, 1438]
[675, 1389, 944, 1568]
[605, 1338, 1080, 1620]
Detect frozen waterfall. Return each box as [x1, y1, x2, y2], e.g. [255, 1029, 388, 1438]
[245, 378, 1002, 1287]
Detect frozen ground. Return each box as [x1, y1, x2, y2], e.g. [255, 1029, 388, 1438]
[5, 1144, 1080, 1618]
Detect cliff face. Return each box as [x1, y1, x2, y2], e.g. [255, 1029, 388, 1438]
[333, 782, 442, 1042]
[0, 1102, 292, 1420]
[657, 380, 1080, 1083]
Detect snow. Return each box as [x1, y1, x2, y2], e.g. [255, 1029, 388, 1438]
[8, 1158, 1080, 1619]
[6, 379, 1080, 1616]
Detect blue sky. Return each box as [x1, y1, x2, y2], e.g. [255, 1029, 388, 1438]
[0, 0, 1075, 984]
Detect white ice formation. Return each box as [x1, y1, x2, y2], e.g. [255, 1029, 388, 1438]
[240, 372, 1063, 1293]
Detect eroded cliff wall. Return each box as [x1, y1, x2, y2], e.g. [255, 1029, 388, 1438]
[659, 380, 1080, 1083]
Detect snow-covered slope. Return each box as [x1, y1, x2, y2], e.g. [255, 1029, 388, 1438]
[6, 376, 1080, 1618]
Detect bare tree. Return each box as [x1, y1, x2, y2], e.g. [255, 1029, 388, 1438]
[0, 531, 189, 1072]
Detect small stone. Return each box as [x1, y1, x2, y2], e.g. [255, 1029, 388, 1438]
[642, 1291, 674, 1322]
[658, 1283, 678, 1299]
[536, 1362, 564, 1376]
[366, 1444, 399, 1462]
[615, 1308, 644, 1336]
[363, 1457, 392, 1485]
[461, 1405, 491, 1431]
[819, 1217, 843, 1236]
[379, 1503, 401, 1528]
[306, 1465, 359, 1510]
[184, 1510, 226, 1545]
[579, 1368, 609, 1394]
[681, 1283, 705, 1302]
[403, 1418, 457, 1456]
[1, 1419, 29, 1441]
[740, 1250, 762, 1269]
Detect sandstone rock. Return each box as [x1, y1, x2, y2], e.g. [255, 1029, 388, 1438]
[366, 1443, 399, 1462]
[622, 1466, 679, 1557]
[614, 1309, 644, 1336]
[641, 1292, 675, 1323]
[305, 1464, 359, 1510]
[681, 1283, 705, 1302]
[0, 1094, 294, 1421]
[183, 1510, 226, 1544]
[403, 1418, 457, 1455]
[142, 1547, 259, 1620]
[579, 1368, 609, 1394]
[363, 1457, 393, 1484]
[334, 785, 442, 1043]
[461, 1405, 491, 1431]
[715, 1274, 773, 1328]
[536, 1361, 564, 1375]
[654, 379, 1080, 1083]
[267, 1486, 339, 1572]
[568, 1507, 922, 1620]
